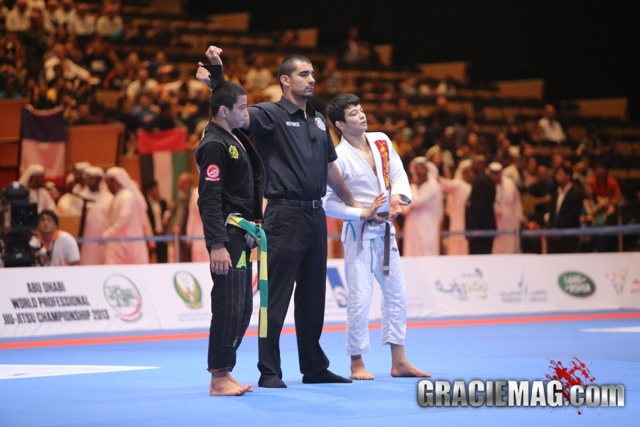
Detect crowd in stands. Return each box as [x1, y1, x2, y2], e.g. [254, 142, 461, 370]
[1, 0, 639, 266]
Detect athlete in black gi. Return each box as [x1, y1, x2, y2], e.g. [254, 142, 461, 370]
[196, 80, 264, 396]
[198, 46, 359, 388]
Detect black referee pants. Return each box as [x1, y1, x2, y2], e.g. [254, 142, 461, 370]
[258, 203, 330, 378]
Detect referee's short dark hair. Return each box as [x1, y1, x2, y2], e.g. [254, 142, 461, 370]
[39, 209, 59, 226]
[209, 81, 247, 116]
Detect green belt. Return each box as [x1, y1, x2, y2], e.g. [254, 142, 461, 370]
[227, 215, 268, 338]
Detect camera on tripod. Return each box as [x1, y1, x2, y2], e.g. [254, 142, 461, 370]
[1, 182, 39, 267]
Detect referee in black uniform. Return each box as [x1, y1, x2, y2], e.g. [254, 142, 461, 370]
[199, 46, 358, 388]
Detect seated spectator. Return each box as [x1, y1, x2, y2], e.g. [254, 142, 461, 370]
[67, 3, 95, 46]
[125, 68, 158, 100]
[35, 209, 80, 266]
[44, 43, 91, 83]
[586, 162, 621, 223]
[537, 104, 566, 144]
[244, 54, 274, 92]
[5, 0, 31, 33]
[95, 3, 123, 40]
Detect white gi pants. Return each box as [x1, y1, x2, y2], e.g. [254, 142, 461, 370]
[343, 233, 407, 355]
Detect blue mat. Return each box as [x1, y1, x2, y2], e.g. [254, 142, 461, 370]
[1, 313, 638, 427]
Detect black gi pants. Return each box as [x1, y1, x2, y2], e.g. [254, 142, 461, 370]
[207, 226, 253, 372]
[258, 203, 330, 378]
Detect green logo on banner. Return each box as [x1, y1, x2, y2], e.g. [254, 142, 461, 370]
[558, 272, 596, 297]
[174, 271, 203, 309]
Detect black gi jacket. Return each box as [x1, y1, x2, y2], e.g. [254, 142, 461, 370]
[195, 120, 265, 250]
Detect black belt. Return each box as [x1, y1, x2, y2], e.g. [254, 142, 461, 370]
[268, 199, 323, 209]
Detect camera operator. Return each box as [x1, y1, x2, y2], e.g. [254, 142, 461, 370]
[35, 210, 80, 266]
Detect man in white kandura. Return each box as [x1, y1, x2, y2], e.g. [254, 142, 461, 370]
[324, 93, 430, 380]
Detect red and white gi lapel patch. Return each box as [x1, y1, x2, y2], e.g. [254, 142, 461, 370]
[205, 164, 220, 181]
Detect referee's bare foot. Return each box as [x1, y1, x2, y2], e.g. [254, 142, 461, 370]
[209, 372, 251, 396]
[390, 360, 431, 378]
[350, 356, 375, 380]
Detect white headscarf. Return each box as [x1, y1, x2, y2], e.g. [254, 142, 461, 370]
[105, 167, 146, 211]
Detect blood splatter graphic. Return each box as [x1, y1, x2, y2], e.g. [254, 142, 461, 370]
[546, 357, 596, 414]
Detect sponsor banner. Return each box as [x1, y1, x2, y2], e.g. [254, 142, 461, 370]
[619, 252, 640, 310]
[0, 265, 161, 338]
[536, 253, 628, 312]
[1, 253, 638, 338]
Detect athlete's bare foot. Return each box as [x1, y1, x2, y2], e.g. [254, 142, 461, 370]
[227, 372, 253, 392]
[209, 371, 252, 396]
[350, 355, 375, 380]
[390, 360, 431, 378]
[389, 344, 431, 378]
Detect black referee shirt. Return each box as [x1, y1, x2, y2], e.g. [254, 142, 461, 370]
[247, 97, 337, 201]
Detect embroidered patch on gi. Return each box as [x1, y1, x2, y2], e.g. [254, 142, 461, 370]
[205, 164, 220, 181]
[314, 117, 326, 131]
[229, 145, 239, 159]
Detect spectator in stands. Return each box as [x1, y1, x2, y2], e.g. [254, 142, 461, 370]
[83, 36, 116, 80]
[131, 93, 159, 130]
[79, 166, 113, 265]
[20, 6, 49, 80]
[166, 172, 194, 262]
[56, 161, 90, 216]
[503, 154, 528, 192]
[5, 0, 31, 33]
[0, 74, 24, 98]
[145, 50, 170, 79]
[587, 162, 622, 211]
[547, 165, 583, 253]
[102, 59, 130, 91]
[125, 68, 158, 100]
[320, 58, 342, 94]
[143, 180, 169, 263]
[402, 157, 443, 256]
[53, 0, 75, 30]
[580, 183, 611, 252]
[67, 3, 95, 46]
[44, 43, 91, 83]
[576, 124, 612, 159]
[340, 26, 377, 67]
[244, 54, 275, 92]
[489, 162, 526, 254]
[527, 164, 553, 227]
[103, 166, 154, 264]
[19, 164, 57, 213]
[465, 155, 496, 254]
[35, 209, 80, 266]
[152, 101, 185, 131]
[440, 159, 473, 255]
[537, 104, 566, 144]
[572, 158, 593, 188]
[495, 131, 520, 168]
[95, 3, 123, 40]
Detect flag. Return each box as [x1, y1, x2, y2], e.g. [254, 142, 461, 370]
[137, 128, 188, 201]
[19, 105, 66, 187]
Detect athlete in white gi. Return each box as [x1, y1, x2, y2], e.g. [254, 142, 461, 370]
[324, 93, 430, 380]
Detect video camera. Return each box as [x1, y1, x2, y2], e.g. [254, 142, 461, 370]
[1, 182, 39, 267]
